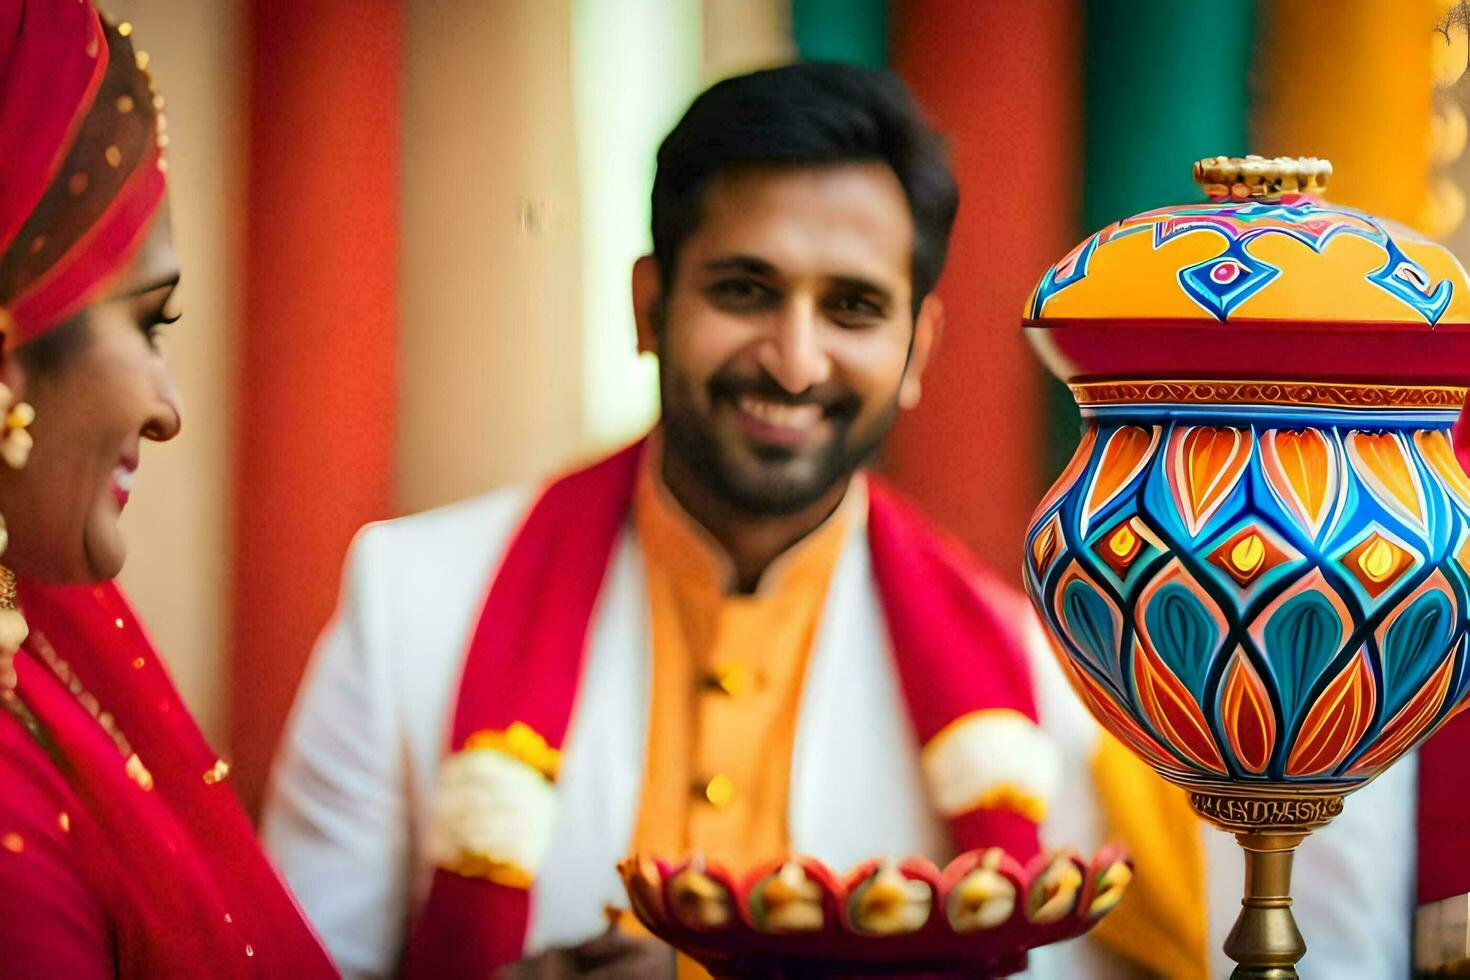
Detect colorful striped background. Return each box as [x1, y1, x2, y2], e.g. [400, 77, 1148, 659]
[105, 1, 1466, 817]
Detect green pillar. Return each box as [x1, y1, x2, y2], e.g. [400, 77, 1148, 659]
[791, 0, 888, 67]
[1045, 0, 1255, 477]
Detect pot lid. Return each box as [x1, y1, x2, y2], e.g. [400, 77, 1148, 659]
[1025, 156, 1470, 327]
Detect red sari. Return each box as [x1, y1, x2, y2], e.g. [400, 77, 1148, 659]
[0, 582, 337, 978]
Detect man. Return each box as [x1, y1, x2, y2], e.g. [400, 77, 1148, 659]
[263, 63, 1076, 977]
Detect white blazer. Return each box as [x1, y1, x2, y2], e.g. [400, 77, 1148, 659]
[262, 486, 1415, 979]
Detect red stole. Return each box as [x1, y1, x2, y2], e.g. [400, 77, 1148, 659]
[6, 581, 336, 979]
[400, 440, 1043, 976]
[1416, 405, 1470, 905]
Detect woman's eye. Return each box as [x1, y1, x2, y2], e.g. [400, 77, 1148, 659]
[141, 311, 181, 349]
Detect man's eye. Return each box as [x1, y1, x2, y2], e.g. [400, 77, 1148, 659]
[708, 279, 776, 307]
[828, 294, 884, 323]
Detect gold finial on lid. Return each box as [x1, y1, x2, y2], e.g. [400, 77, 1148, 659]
[1193, 155, 1332, 201]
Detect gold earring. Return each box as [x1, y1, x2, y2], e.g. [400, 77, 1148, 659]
[0, 566, 27, 675]
[0, 399, 34, 470]
[0, 383, 31, 667]
[0, 380, 28, 685]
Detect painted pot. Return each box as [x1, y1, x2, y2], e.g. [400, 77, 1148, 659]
[1025, 396, 1470, 794]
[1021, 156, 1470, 974]
[1024, 158, 1470, 800]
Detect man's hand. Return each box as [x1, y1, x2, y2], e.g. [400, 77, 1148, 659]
[497, 929, 677, 979]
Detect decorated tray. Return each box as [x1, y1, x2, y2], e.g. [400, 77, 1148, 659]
[619, 845, 1131, 978]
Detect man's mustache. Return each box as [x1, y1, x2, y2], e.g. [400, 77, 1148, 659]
[708, 372, 857, 414]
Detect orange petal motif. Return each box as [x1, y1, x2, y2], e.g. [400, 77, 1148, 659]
[1170, 426, 1252, 535]
[1261, 429, 1335, 538]
[1348, 432, 1425, 531]
[1286, 650, 1376, 777]
[1415, 429, 1470, 508]
[1029, 513, 1064, 580]
[1348, 653, 1456, 776]
[1221, 649, 1276, 774]
[1083, 427, 1159, 531]
[1035, 425, 1099, 520]
[1132, 639, 1227, 774]
[1061, 655, 1181, 772]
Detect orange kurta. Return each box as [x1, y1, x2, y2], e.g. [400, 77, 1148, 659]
[630, 448, 859, 871]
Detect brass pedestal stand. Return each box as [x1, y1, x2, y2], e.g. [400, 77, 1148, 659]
[1189, 789, 1346, 979]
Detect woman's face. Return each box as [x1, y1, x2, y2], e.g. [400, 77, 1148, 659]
[0, 205, 184, 583]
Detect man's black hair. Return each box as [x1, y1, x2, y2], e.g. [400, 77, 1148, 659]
[651, 62, 959, 317]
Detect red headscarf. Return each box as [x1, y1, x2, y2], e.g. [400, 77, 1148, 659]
[0, 5, 336, 976]
[0, 0, 167, 345]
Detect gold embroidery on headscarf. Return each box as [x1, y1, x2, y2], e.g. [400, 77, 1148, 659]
[0, 15, 167, 315]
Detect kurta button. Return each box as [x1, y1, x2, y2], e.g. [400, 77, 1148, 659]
[697, 774, 736, 807]
[706, 663, 751, 697]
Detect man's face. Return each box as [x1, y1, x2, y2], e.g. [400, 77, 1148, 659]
[640, 161, 938, 516]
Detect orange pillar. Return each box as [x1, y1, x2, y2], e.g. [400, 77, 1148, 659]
[231, 0, 402, 815]
[887, 0, 1081, 582]
[1255, 1, 1437, 229]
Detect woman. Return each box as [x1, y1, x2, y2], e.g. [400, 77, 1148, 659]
[0, 4, 337, 977]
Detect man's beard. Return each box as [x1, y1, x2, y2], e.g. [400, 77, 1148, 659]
[661, 370, 899, 517]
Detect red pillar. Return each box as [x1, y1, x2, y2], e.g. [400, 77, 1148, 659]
[888, 0, 1081, 582]
[231, 1, 402, 815]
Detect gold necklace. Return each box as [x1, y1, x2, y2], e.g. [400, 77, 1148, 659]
[25, 627, 154, 791]
[0, 567, 153, 791]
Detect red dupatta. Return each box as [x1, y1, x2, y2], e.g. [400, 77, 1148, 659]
[6, 580, 335, 978]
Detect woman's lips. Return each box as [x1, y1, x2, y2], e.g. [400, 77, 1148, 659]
[111, 464, 136, 511]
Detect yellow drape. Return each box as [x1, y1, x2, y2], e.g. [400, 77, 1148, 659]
[1090, 734, 1210, 979]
